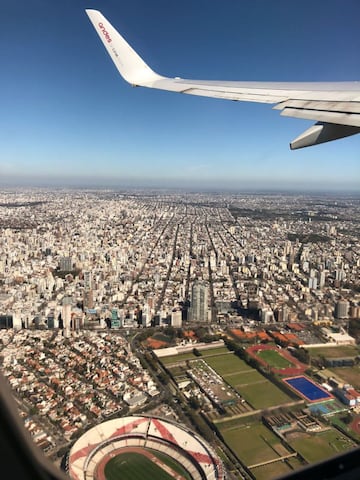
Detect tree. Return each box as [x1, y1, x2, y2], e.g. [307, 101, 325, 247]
[189, 395, 201, 410]
[157, 371, 169, 384]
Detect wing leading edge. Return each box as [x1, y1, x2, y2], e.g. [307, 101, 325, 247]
[85, 9, 360, 149]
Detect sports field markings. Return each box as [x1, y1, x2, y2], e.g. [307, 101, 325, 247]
[101, 448, 188, 480]
[223, 370, 254, 377]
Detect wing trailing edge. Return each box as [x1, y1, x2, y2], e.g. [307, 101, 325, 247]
[86, 9, 360, 149]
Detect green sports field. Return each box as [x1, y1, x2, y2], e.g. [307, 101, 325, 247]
[159, 352, 197, 365]
[200, 347, 231, 357]
[251, 461, 294, 480]
[218, 421, 292, 467]
[289, 429, 356, 464]
[205, 353, 251, 374]
[204, 353, 291, 409]
[256, 349, 294, 368]
[308, 345, 360, 359]
[239, 380, 291, 409]
[104, 451, 191, 480]
[223, 370, 261, 388]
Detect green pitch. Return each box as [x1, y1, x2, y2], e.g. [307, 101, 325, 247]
[308, 345, 359, 359]
[239, 381, 291, 409]
[205, 353, 251, 375]
[160, 352, 197, 365]
[219, 422, 287, 466]
[256, 349, 294, 368]
[104, 452, 177, 480]
[289, 429, 356, 464]
[204, 353, 291, 408]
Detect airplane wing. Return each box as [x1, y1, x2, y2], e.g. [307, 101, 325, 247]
[85, 9, 360, 149]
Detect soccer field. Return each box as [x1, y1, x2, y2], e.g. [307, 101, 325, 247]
[257, 349, 294, 368]
[160, 352, 197, 365]
[308, 345, 360, 359]
[205, 353, 291, 409]
[104, 451, 190, 480]
[200, 347, 230, 357]
[219, 421, 289, 466]
[239, 381, 291, 409]
[205, 353, 252, 375]
[289, 429, 356, 464]
[224, 370, 262, 388]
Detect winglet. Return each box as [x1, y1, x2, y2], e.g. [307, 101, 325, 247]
[85, 9, 165, 86]
[290, 122, 360, 149]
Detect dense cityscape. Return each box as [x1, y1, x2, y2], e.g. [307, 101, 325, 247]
[0, 188, 359, 480]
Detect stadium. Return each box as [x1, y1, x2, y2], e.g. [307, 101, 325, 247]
[68, 415, 225, 480]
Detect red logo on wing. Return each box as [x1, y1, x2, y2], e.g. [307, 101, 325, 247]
[98, 22, 112, 43]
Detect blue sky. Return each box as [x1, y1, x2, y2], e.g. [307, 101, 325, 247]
[0, 0, 359, 191]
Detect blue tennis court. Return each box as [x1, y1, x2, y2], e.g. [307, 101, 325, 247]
[284, 376, 332, 402]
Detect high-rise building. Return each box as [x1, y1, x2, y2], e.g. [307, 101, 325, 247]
[59, 256, 72, 272]
[319, 270, 326, 289]
[276, 305, 288, 323]
[62, 296, 72, 338]
[190, 281, 209, 323]
[111, 308, 121, 328]
[171, 309, 182, 327]
[0, 315, 13, 329]
[335, 300, 349, 319]
[261, 308, 274, 324]
[47, 315, 55, 329]
[83, 290, 94, 310]
[83, 271, 92, 290]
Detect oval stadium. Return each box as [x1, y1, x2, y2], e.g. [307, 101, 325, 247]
[68, 416, 225, 480]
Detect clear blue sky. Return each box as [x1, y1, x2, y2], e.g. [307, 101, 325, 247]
[1, 0, 359, 191]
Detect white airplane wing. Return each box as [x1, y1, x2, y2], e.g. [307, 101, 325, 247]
[86, 9, 360, 149]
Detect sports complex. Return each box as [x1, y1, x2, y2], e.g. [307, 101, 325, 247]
[68, 415, 224, 480]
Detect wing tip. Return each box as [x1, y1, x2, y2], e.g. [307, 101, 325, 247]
[85, 8, 99, 14]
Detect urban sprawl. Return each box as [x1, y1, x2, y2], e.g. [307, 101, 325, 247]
[0, 188, 359, 479]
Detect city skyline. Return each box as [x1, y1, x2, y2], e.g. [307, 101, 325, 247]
[1, 0, 359, 191]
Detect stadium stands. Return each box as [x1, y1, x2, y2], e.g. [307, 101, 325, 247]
[68, 416, 225, 480]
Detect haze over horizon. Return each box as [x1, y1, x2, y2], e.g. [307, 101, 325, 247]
[1, 0, 359, 191]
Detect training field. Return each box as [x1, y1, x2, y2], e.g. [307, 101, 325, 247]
[219, 422, 284, 465]
[253, 457, 304, 480]
[200, 347, 230, 357]
[239, 381, 291, 409]
[160, 352, 198, 365]
[217, 419, 356, 479]
[257, 349, 294, 368]
[205, 353, 291, 409]
[246, 344, 306, 376]
[252, 459, 302, 480]
[205, 353, 251, 374]
[224, 370, 262, 388]
[104, 451, 180, 480]
[217, 419, 296, 479]
[289, 429, 356, 464]
[308, 345, 360, 359]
